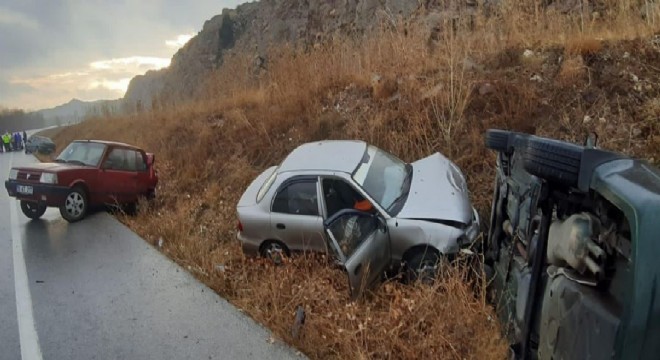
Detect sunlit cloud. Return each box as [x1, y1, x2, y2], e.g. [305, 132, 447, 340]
[12, 56, 170, 93]
[88, 78, 131, 92]
[165, 33, 195, 49]
[11, 72, 90, 87]
[0, 7, 39, 30]
[89, 56, 170, 71]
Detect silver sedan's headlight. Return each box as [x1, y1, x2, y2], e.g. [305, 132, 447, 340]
[40, 172, 58, 184]
[9, 169, 18, 180]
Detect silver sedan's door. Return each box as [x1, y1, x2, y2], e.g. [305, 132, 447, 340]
[270, 177, 326, 253]
[270, 212, 325, 252]
[324, 210, 391, 300]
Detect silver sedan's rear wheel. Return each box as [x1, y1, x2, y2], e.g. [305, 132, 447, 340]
[60, 187, 88, 223]
[260, 241, 289, 265]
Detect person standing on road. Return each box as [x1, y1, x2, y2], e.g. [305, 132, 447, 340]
[2, 132, 10, 152]
[16, 132, 22, 150]
[22, 131, 27, 147]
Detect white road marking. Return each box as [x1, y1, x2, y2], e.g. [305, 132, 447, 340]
[10, 152, 44, 360]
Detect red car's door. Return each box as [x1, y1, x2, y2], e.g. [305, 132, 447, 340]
[99, 147, 138, 204]
[132, 150, 151, 196]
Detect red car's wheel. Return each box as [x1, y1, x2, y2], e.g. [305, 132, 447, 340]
[20, 201, 46, 220]
[60, 187, 88, 222]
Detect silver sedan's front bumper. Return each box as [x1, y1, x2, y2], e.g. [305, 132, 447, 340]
[466, 207, 480, 241]
[458, 207, 481, 254]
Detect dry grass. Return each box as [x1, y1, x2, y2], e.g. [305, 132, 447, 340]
[41, 1, 660, 359]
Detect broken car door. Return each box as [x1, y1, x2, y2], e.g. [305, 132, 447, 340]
[324, 209, 391, 300]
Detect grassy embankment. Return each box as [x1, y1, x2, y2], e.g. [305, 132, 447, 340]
[41, 2, 659, 359]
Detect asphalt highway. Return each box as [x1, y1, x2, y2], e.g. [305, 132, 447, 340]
[0, 149, 302, 359]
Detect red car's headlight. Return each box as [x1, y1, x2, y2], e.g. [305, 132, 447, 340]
[39, 172, 58, 184]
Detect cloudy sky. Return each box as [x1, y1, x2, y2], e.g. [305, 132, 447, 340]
[0, 0, 246, 111]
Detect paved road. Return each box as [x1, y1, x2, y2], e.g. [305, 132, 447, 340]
[0, 149, 302, 359]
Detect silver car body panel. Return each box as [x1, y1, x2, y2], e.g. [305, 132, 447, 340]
[278, 140, 366, 174]
[237, 166, 277, 207]
[270, 212, 326, 253]
[386, 218, 463, 262]
[236, 166, 279, 256]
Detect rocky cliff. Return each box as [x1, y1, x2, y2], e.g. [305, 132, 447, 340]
[123, 0, 647, 108]
[124, 0, 426, 108]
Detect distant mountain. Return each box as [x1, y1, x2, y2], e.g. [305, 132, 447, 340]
[37, 98, 124, 125]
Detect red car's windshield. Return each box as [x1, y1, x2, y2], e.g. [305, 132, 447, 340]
[56, 142, 107, 167]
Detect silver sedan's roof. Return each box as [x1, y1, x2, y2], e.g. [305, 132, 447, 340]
[278, 140, 367, 174]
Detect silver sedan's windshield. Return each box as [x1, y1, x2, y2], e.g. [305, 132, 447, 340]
[56, 142, 107, 167]
[352, 145, 408, 212]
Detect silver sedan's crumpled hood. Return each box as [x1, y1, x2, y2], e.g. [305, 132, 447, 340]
[396, 153, 473, 224]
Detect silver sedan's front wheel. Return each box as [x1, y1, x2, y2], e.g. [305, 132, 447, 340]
[60, 187, 88, 223]
[404, 250, 441, 284]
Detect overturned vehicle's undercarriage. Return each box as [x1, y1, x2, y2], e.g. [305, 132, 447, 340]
[483, 129, 660, 360]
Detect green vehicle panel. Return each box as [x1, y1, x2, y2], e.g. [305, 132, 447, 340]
[484, 129, 660, 360]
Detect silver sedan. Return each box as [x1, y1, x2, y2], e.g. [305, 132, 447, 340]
[236, 140, 479, 294]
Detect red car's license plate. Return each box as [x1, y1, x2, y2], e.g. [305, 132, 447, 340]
[16, 185, 33, 195]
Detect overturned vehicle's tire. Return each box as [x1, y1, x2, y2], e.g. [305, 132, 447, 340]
[485, 129, 586, 188]
[522, 136, 584, 188]
[485, 129, 530, 154]
[485, 129, 514, 153]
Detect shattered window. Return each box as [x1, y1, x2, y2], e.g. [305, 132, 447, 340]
[327, 213, 377, 259]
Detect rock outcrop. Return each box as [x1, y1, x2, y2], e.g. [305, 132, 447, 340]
[124, 0, 424, 107]
[123, 0, 641, 107]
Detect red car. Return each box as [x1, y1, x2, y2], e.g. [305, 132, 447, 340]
[5, 140, 158, 222]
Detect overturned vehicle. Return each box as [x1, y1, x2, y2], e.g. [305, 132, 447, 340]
[483, 129, 660, 360]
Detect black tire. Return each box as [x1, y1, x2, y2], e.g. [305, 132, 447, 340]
[485, 129, 530, 154]
[20, 201, 46, 220]
[259, 240, 290, 265]
[122, 202, 138, 216]
[404, 249, 441, 284]
[523, 136, 583, 188]
[485, 129, 512, 152]
[146, 188, 156, 200]
[60, 186, 88, 222]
